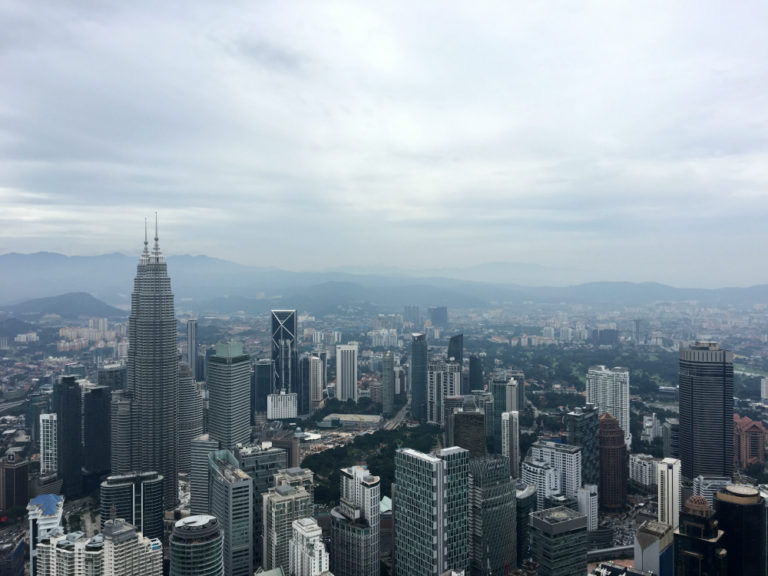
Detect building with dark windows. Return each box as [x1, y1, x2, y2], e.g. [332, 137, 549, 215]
[208, 341, 251, 450]
[110, 390, 133, 476]
[54, 375, 82, 498]
[394, 446, 469, 575]
[469, 457, 517, 576]
[678, 341, 733, 480]
[410, 334, 428, 423]
[453, 407, 488, 460]
[469, 355, 484, 392]
[271, 310, 299, 398]
[662, 418, 679, 459]
[170, 515, 224, 576]
[97, 363, 127, 391]
[714, 484, 766, 576]
[448, 333, 463, 366]
[529, 507, 587, 576]
[178, 364, 203, 474]
[599, 413, 627, 512]
[428, 306, 448, 328]
[83, 384, 111, 476]
[331, 465, 380, 576]
[382, 351, 395, 417]
[99, 471, 164, 541]
[254, 358, 275, 417]
[516, 482, 537, 566]
[492, 374, 522, 452]
[127, 225, 178, 508]
[187, 319, 198, 382]
[674, 495, 727, 575]
[565, 404, 599, 486]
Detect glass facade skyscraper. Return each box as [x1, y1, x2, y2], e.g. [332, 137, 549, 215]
[410, 333, 428, 423]
[170, 515, 224, 576]
[208, 341, 251, 450]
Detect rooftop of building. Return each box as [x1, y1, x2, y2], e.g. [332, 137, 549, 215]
[531, 506, 585, 525]
[532, 440, 582, 454]
[27, 494, 63, 516]
[636, 520, 673, 539]
[213, 458, 250, 482]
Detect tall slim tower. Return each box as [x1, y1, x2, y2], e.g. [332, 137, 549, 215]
[381, 351, 395, 417]
[39, 413, 57, 476]
[426, 360, 461, 425]
[170, 515, 225, 576]
[657, 457, 681, 529]
[187, 319, 198, 381]
[178, 364, 203, 474]
[599, 413, 627, 512]
[447, 333, 463, 366]
[679, 341, 734, 480]
[410, 334, 428, 423]
[271, 310, 298, 395]
[127, 221, 178, 507]
[53, 375, 81, 498]
[501, 411, 521, 478]
[586, 365, 631, 447]
[208, 341, 251, 450]
[336, 344, 359, 402]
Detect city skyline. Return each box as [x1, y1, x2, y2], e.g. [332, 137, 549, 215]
[3, 3, 768, 287]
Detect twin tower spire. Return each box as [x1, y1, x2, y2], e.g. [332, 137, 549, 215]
[140, 212, 164, 264]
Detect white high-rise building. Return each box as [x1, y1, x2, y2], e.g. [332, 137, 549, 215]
[28, 494, 65, 574]
[529, 440, 582, 499]
[586, 365, 631, 447]
[657, 458, 681, 529]
[267, 390, 298, 420]
[501, 411, 520, 478]
[521, 458, 559, 510]
[692, 475, 732, 507]
[426, 360, 462, 425]
[309, 355, 324, 413]
[577, 484, 599, 531]
[762, 377, 768, 404]
[336, 344, 359, 402]
[630, 454, 660, 489]
[289, 517, 330, 576]
[40, 413, 57, 475]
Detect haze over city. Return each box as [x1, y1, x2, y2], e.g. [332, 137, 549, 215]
[3, 2, 768, 287]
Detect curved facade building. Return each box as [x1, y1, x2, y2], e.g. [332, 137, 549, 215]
[714, 484, 766, 576]
[100, 471, 164, 542]
[170, 515, 224, 576]
[177, 364, 203, 474]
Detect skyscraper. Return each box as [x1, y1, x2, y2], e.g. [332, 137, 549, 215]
[522, 459, 559, 510]
[290, 518, 331, 576]
[178, 364, 203, 474]
[529, 507, 587, 576]
[185, 319, 197, 378]
[83, 384, 111, 476]
[272, 310, 298, 396]
[673, 496, 727, 575]
[599, 413, 627, 512]
[382, 351, 395, 417]
[714, 484, 766, 576]
[100, 471, 164, 541]
[679, 341, 734, 480]
[170, 515, 225, 576]
[492, 375, 521, 452]
[190, 434, 220, 515]
[426, 360, 461, 425]
[468, 456, 517, 576]
[410, 333, 428, 423]
[127, 223, 178, 507]
[586, 366, 631, 447]
[501, 411, 521, 478]
[331, 465, 380, 576]
[336, 343, 359, 402]
[209, 450, 253, 576]
[394, 446, 470, 575]
[98, 363, 127, 391]
[39, 413, 57, 476]
[448, 333, 463, 366]
[262, 484, 313, 572]
[564, 404, 599, 486]
[657, 458, 681, 529]
[254, 358, 275, 416]
[208, 341, 251, 450]
[469, 355, 484, 392]
[309, 355, 324, 414]
[529, 441, 582, 500]
[53, 375, 81, 498]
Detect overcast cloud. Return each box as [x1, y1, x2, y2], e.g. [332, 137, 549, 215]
[2, 1, 768, 287]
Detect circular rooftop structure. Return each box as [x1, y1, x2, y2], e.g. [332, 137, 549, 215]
[685, 495, 711, 517]
[724, 484, 759, 497]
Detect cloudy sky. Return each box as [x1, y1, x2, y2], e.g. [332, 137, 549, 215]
[2, 1, 768, 287]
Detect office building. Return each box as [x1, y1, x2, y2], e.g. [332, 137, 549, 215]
[733, 414, 767, 468]
[98, 363, 127, 391]
[564, 404, 599, 486]
[111, 391, 133, 475]
[629, 454, 659, 490]
[382, 351, 395, 417]
[678, 341, 733, 480]
[657, 458, 680, 529]
[508, 370, 526, 411]
[427, 360, 461, 424]
[410, 334, 428, 423]
[492, 375, 522, 452]
[529, 507, 587, 576]
[254, 358, 275, 416]
[673, 495, 727, 575]
[444, 395, 466, 447]
[337, 344, 359, 402]
[170, 515, 225, 576]
[272, 310, 299, 397]
[516, 483, 537, 565]
[187, 319, 198, 381]
[127, 225, 178, 507]
[599, 413, 627, 511]
[263, 484, 313, 573]
[208, 341, 251, 450]
[428, 306, 448, 328]
[662, 418, 679, 459]
[331, 465, 380, 576]
[714, 484, 766, 576]
[453, 407, 488, 460]
[633, 521, 673, 576]
[448, 333, 463, 366]
[586, 366, 631, 447]
[209, 450, 253, 576]
[39, 413, 57, 475]
[83, 384, 111, 476]
[692, 475, 732, 507]
[577, 485, 598, 531]
[529, 441, 582, 500]
[394, 446, 470, 575]
[469, 356, 483, 393]
[178, 364, 204, 474]
[290, 518, 331, 576]
[268, 390, 298, 420]
[468, 457, 517, 576]
[0, 454, 27, 512]
[235, 442, 288, 567]
[309, 355, 324, 413]
[27, 494, 64, 574]
[100, 471, 164, 541]
[54, 375, 82, 498]
[191, 434, 220, 515]
[522, 459, 559, 511]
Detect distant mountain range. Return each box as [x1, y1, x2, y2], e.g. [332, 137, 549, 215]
[1, 252, 768, 314]
[0, 292, 125, 320]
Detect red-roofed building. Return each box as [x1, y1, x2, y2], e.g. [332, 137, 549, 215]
[733, 414, 767, 468]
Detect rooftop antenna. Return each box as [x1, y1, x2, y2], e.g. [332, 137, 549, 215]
[154, 211, 159, 243]
[144, 218, 148, 248]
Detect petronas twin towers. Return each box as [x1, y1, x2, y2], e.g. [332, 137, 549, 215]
[126, 223, 178, 507]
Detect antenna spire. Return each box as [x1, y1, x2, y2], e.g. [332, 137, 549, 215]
[154, 211, 159, 243]
[144, 218, 148, 247]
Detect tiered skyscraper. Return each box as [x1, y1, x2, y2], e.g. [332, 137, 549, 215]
[127, 223, 178, 507]
[678, 341, 733, 480]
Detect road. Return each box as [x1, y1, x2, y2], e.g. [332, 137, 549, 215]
[0, 400, 25, 414]
[383, 399, 410, 430]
